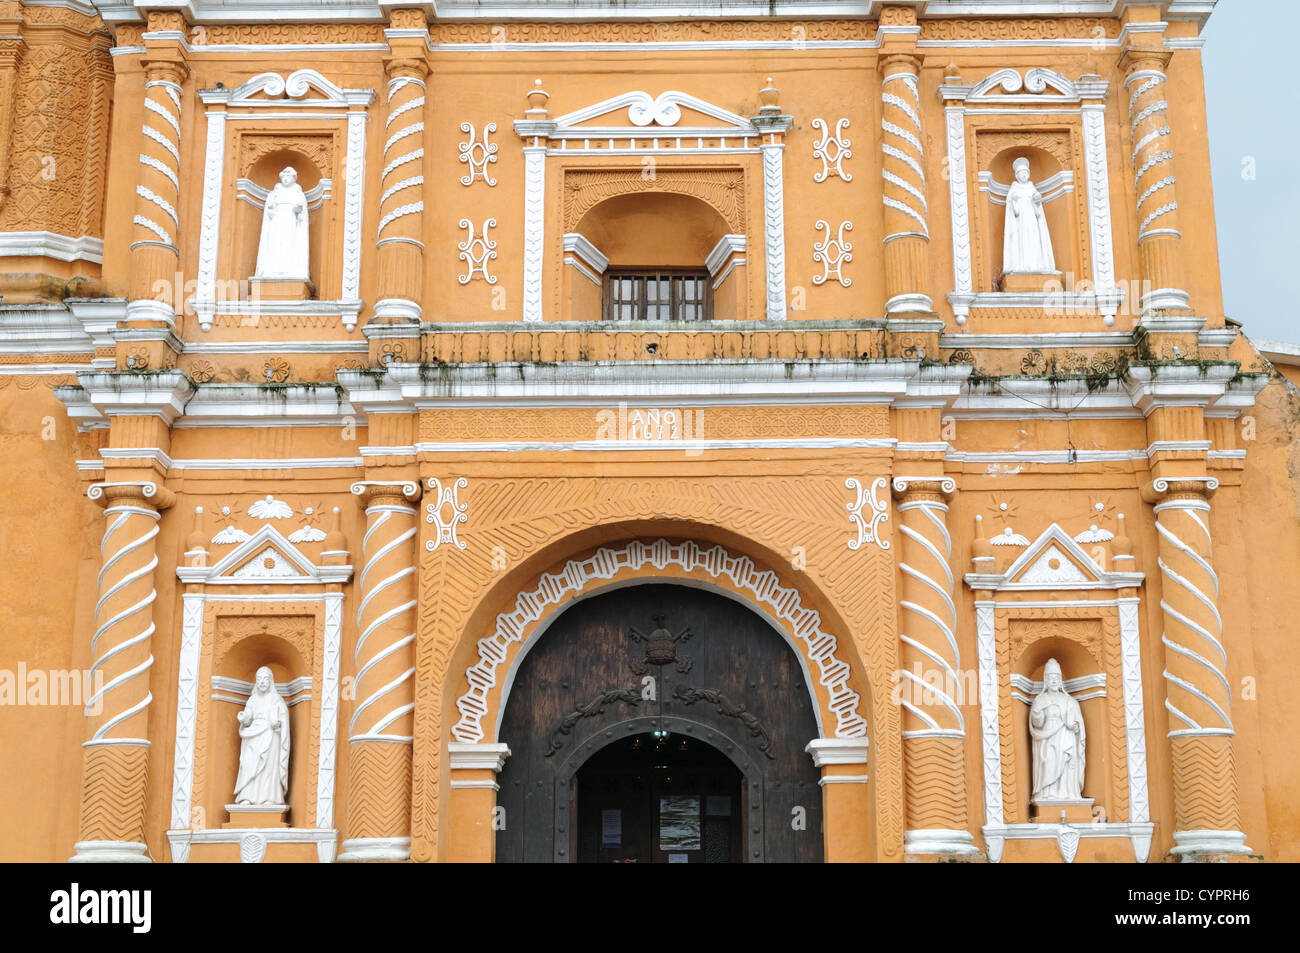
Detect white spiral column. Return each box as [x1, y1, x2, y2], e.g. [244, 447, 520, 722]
[373, 58, 427, 324]
[72, 481, 175, 863]
[128, 58, 186, 325]
[893, 478, 975, 858]
[880, 53, 931, 317]
[1148, 479, 1249, 859]
[1124, 48, 1190, 315]
[340, 480, 421, 861]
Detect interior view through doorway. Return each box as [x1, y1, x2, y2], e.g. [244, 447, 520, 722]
[573, 731, 743, 863]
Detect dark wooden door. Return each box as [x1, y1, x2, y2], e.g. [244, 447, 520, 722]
[496, 582, 824, 862]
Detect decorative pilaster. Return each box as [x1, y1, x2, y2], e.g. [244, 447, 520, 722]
[339, 480, 422, 862]
[752, 78, 792, 321]
[0, 18, 26, 216]
[892, 477, 976, 858]
[446, 743, 510, 862]
[1122, 45, 1191, 317]
[1144, 477, 1250, 859]
[72, 480, 176, 863]
[373, 41, 428, 325]
[879, 49, 931, 318]
[128, 51, 188, 327]
[806, 739, 871, 862]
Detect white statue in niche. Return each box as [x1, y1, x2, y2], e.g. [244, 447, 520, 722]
[1029, 658, 1086, 802]
[233, 666, 290, 806]
[1002, 156, 1056, 274]
[254, 166, 310, 279]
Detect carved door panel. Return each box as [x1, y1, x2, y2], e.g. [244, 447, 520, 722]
[496, 582, 824, 863]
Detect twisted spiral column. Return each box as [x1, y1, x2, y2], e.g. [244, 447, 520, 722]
[340, 480, 421, 862]
[880, 53, 931, 316]
[893, 479, 975, 858]
[128, 59, 187, 324]
[1124, 49, 1190, 316]
[1150, 480, 1249, 859]
[373, 58, 427, 324]
[73, 481, 174, 863]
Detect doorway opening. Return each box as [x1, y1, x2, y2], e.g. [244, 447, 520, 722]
[574, 731, 742, 863]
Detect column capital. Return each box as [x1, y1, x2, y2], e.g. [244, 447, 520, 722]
[383, 55, 429, 82]
[88, 480, 176, 511]
[878, 51, 922, 77]
[350, 479, 422, 507]
[892, 476, 956, 501]
[1141, 476, 1217, 504]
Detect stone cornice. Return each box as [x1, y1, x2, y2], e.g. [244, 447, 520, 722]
[89, 1, 1218, 30]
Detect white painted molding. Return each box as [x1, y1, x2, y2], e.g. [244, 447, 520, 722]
[521, 146, 546, 322]
[978, 169, 1073, 206]
[550, 89, 759, 139]
[975, 603, 1002, 838]
[983, 822, 1156, 864]
[89, 2, 1219, 30]
[760, 142, 788, 320]
[805, 737, 869, 767]
[1170, 829, 1252, 858]
[903, 830, 979, 856]
[448, 742, 512, 772]
[0, 231, 104, 263]
[562, 232, 609, 275]
[1117, 596, 1151, 858]
[705, 233, 746, 276]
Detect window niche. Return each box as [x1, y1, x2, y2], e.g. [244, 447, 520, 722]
[562, 174, 749, 323]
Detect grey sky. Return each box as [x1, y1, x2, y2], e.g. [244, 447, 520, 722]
[1203, 0, 1300, 343]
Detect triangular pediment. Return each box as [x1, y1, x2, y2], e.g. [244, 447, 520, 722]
[1003, 523, 1106, 588]
[210, 525, 317, 581]
[178, 524, 350, 586]
[553, 90, 758, 136]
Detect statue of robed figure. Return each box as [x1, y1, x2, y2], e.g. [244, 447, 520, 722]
[254, 166, 310, 280]
[234, 666, 291, 806]
[1002, 156, 1056, 274]
[1029, 658, 1086, 802]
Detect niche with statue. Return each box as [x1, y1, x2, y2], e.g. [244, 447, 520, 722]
[205, 617, 314, 829]
[232, 139, 336, 300]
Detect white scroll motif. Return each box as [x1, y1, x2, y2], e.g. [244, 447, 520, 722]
[846, 477, 889, 551]
[425, 478, 468, 552]
[458, 121, 498, 187]
[813, 220, 853, 288]
[457, 218, 498, 285]
[811, 117, 852, 183]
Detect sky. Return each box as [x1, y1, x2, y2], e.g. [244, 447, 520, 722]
[1202, 0, 1300, 344]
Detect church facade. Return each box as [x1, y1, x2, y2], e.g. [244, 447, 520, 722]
[1, 0, 1297, 864]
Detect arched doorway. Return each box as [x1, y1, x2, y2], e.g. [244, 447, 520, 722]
[496, 583, 824, 862]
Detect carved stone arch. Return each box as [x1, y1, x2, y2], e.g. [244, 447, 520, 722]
[451, 537, 869, 747]
[564, 168, 746, 234]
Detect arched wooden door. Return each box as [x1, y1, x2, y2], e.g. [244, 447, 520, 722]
[496, 583, 824, 862]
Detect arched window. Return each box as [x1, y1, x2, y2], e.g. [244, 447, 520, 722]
[564, 191, 746, 322]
